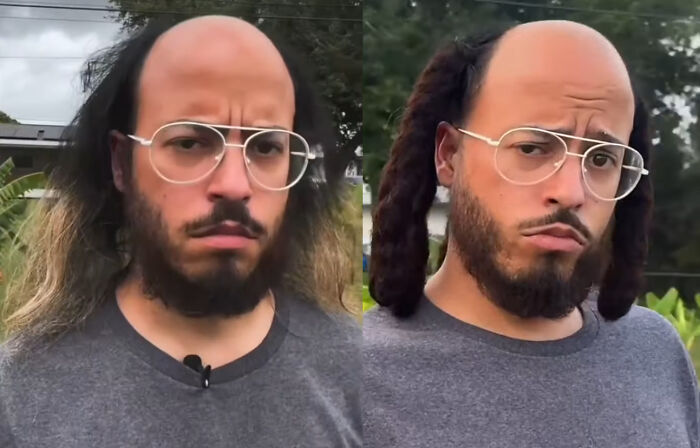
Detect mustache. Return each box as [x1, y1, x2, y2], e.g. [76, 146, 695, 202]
[518, 208, 592, 241]
[183, 200, 266, 238]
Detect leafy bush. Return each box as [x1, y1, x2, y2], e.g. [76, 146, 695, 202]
[644, 288, 700, 351]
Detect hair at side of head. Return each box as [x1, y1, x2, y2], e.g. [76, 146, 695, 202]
[596, 89, 653, 321]
[369, 30, 508, 317]
[2, 17, 358, 353]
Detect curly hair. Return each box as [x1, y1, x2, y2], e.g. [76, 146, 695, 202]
[369, 30, 653, 320]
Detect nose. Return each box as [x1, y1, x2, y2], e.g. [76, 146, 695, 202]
[205, 144, 253, 202]
[543, 153, 586, 209]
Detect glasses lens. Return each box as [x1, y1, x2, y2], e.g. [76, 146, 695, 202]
[244, 130, 308, 190]
[495, 129, 565, 184]
[150, 123, 223, 182]
[583, 144, 643, 200]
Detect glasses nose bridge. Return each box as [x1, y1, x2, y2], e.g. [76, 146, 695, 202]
[223, 142, 246, 149]
[551, 140, 586, 180]
[552, 133, 590, 169]
[212, 140, 250, 185]
[219, 129, 247, 156]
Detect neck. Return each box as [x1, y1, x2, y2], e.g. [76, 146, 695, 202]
[115, 270, 275, 368]
[424, 246, 583, 341]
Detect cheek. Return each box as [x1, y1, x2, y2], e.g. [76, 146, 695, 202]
[587, 201, 616, 242]
[131, 146, 163, 194]
[250, 189, 289, 234]
[461, 151, 520, 230]
[131, 150, 206, 233]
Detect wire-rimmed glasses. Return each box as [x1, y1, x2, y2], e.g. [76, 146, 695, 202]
[127, 121, 315, 191]
[456, 126, 649, 201]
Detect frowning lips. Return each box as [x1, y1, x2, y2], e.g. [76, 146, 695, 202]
[520, 223, 588, 246]
[188, 220, 258, 239]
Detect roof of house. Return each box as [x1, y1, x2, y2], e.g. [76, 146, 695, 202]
[0, 123, 66, 141]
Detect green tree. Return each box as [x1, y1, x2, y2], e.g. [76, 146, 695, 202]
[108, 0, 361, 178]
[0, 111, 18, 124]
[363, 0, 700, 298]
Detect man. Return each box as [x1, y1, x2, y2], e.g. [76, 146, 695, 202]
[0, 16, 360, 447]
[364, 20, 699, 447]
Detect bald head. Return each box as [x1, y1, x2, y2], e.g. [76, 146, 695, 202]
[467, 20, 634, 147]
[150, 16, 287, 74]
[136, 15, 294, 133]
[489, 20, 631, 95]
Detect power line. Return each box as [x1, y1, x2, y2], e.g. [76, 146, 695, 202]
[0, 14, 119, 23]
[473, 0, 700, 23]
[0, 55, 87, 59]
[119, 0, 359, 8]
[0, 1, 361, 21]
[4, 0, 359, 8]
[0, 13, 361, 22]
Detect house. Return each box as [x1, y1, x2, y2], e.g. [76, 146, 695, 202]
[0, 123, 64, 182]
[362, 183, 449, 246]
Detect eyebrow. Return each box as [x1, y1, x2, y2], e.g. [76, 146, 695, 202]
[527, 125, 625, 146]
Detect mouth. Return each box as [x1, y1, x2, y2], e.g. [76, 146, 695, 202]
[190, 220, 258, 240]
[521, 223, 588, 252]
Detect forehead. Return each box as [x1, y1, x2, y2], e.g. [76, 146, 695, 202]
[136, 18, 294, 126]
[471, 22, 634, 136]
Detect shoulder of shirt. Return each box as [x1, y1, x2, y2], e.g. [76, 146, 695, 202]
[0, 347, 15, 446]
[284, 294, 360, 348]
[597, 303, 683, 343]
[0, 314, 111, 388]
[363, 304, 396, 329]
[362, 304, 424, 355]
[610, 304, 700, 432]
[363, 303, 424, 333]
[594, 303, 695, 368]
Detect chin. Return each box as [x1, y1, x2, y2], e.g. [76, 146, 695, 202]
[505, 252, 572, 277]
[182, 254, 249, 278]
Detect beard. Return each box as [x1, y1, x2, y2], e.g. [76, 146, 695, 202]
[123, 185, 289, 318]
[449, 183, 607, 319]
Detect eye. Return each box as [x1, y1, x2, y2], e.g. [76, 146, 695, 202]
[255, 141, 283, 155]
[515, 143, 549, 156]
[169, 138, 203, 152]
[587, 150, 619, 169]
[248, 134, 286, 157]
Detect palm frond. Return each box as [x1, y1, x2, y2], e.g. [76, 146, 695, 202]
[0, 172, 46, 205]
[0, 158, 15, 188]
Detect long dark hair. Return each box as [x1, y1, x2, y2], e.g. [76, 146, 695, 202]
[369, 31, 653, 320]
[3, 18, 357, 349]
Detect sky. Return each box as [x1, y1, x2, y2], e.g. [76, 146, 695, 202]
[0, 0, 122, 124]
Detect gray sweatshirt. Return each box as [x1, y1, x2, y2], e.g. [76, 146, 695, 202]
[0, 293, 361, 447]
[363, 297, 699, 447]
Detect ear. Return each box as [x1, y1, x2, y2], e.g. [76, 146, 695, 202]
[109, 130, 129, 193]
[435, 121, 462, 188]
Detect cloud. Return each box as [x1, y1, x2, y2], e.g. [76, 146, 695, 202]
[0, 1, 118, 39]
[0, 4, 121, 123]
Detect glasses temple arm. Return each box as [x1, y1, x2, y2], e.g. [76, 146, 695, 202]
[622, 165, 649, 175]
[127, 134, 151, 145]
[456, 128, 499, 146]
[291, 151, 319, 160]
